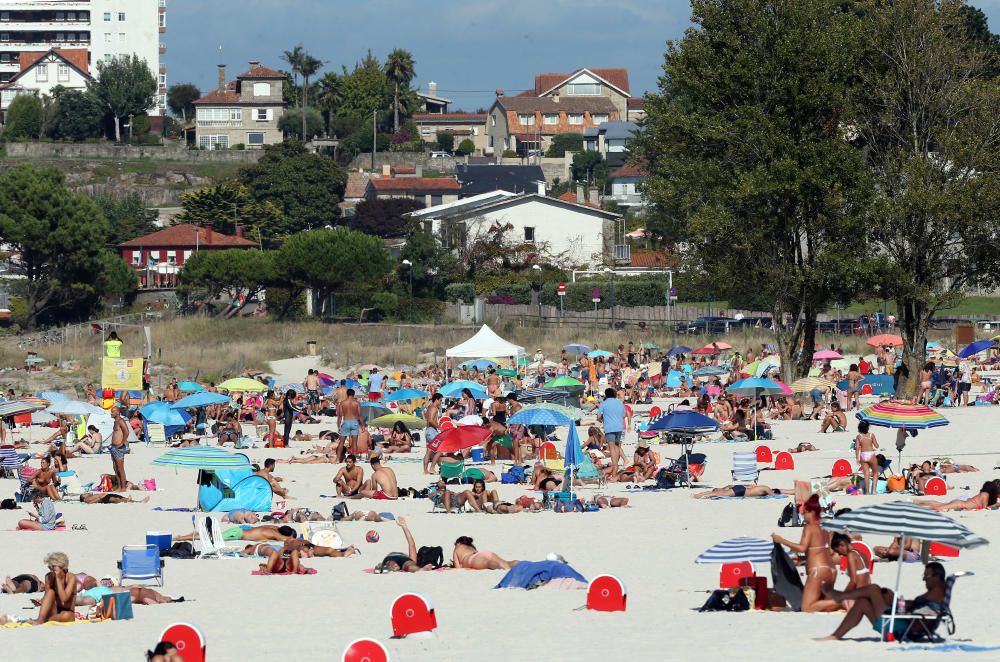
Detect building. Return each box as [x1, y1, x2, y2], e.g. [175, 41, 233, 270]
[0, 0, 166, 113]
[340, 170, 371, 216]
[191, 61, 286, 150]
[455, 164, 545, 197]
[407, 190, 625, 268]
[0, 47, 90, 119]
[487, 91, 618, 156]
[118, 223, 257, 289]
[365, 170, 461, 207]
[530, 68, 632, 117]
[412, 112, 488, 154]
[583, 120, 640, 168]
[415, 80, 451, 114]
[608, 163, 647, 208]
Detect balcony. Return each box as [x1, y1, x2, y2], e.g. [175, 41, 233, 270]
[159, 43, 166, 54]
[609, 193, 646, 206]
[196, 120, 242, 128]
[613, 244, 631, 265]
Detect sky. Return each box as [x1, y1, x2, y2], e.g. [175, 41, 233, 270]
[166, 0, 1000, 110]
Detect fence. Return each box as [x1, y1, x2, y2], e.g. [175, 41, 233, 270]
[4, 142, 264, 163]
[445, 302, 765, 330]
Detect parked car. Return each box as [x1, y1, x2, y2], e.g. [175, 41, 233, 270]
[677, 316, 738, 335]
[429, 151, 451, 159]
[732, 316, 773, 331]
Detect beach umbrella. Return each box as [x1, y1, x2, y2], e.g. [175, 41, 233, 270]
[368, 413, 425, 428]
[789, 377, 834, 393]
[384, 388, 429, 402]
[519, 403, 583, 421]
[855, 400, 949, 430]
[460, 359, 497, 371]
[359, 403, 391, 420]
[751, 356, 781, 377]
[496, 368, 518, 377]
[647, 410, 719, 434]
[694, 366, 728, 377]
[664, 370, 693, 388]
[152, 446, 253, 471]
[507, 407, 574, 427]
[690, 346, 717, 355]
[958, 340, 996, 358]
[177, 381, 206, 393]
[25, 356, 45, 365]
[867, 334, 903, 347]
[37, 391, 69, 403]
[812, 350, 842, 360]
[170, 392, 231, 409]
[456, 415, 484, 426]
[668, 345, 692, 356]
[86, 411, 114, 441]
[587, 349, 613, 359]
[46, 400, 102, 417]
[643, 343, 662, 350]
[696, 537, 775, 564]
[0, 400, 48, 417]
[0, 445, 24, 469]
[439, 381, 486, 398]
[823, 500, 988, 636]
[712, 342, 733, 350]
[514, 387, 568, 404]
[426, 425, 492, 453]
[563, 343, 592, 355]
[140, 401, 192, 428]
[563, 423, 584, 495]
[771, 380, 794, 396]
[217, 377, 267, 392]
[543, 376, 585, 392]
[727, 377, 785, 396]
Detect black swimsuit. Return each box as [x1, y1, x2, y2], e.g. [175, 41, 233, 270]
[12, 575, 39, 593]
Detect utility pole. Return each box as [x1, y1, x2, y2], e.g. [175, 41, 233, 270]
[371, 110, 377, 171]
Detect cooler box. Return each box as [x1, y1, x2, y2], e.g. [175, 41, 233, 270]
[470, 448, 486, 462]
[740, 575, 769, 610]
[146, 531, 172, 552]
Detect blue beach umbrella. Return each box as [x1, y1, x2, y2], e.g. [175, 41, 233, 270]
[587, 349, 613, 359]
[694, 366, 729, 377]
[460, 359, 497, 370]
[958, 340, 996, 358]
[563, 343, 592, 355]
[140, 401, 192, 428]
[38, 391, 69, 403]
[668, 346, 692, 356]
[664, 370, 693, 388]
[439, 381, 487, 398]
[171, 392, 232, 409]
[384, 388, 430, 402]
[359, 402, 392, 420]
[177, 381, 206, 393]
[647, 410, 720, 434]
[727, 377, 784, 396]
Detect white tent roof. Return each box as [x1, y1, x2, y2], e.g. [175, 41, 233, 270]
[446, 324, 525, 358]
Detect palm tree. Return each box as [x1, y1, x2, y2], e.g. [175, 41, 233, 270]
[384, 49, 415, 133]
[281, 45, 304, 105]
[317, 71, 342, 136]
[298, 53, 323, 140]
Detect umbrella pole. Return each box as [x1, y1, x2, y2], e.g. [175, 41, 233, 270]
[888, 533, 905, 640]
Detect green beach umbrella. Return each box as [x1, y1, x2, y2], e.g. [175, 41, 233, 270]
[496, 368, 518, 377]
[368, 414, 425, 428]
[543, 376, 585, 392]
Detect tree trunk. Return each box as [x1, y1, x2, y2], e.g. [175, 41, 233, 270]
[301, 76, 309, 141]
[393, 82, 400, 133]
[773, 307, 805, 385]
[895, 296, 928, 400]
[795, 309, 817, 380]
[113, 114, 121, 143]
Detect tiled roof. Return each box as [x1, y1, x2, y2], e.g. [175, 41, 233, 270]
[610, 164, 646, 179]
[18, 48, 90, 76]
[412, 113, 486, 121]
[626, 98, 645, 108]
[192, 88, 241, 104]
[370, 177, 461, 192]
[238, 64, 285, 79]
[392, 166, 417, 175]
[499, 96, 617, 114]
[558, 191, 602, 210]
[343, 172, 371, 200]
[118, 224, 257, 248]
[630, 251, 677, 268]
[533, 68, 631, 96]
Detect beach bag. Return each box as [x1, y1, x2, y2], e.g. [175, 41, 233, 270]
[501, 465, 525, 484]
[886, 475, 906, 492]
[97, 474, 114, 492]
[654, 468, 676, 490]
[699, 588, 750, 612]
[415, 545, 444, 569]
[331, 501, 349, 521]
[99, 591, 134, 620]
[162, 542, 195, 559]
[777, 502, 802, 528]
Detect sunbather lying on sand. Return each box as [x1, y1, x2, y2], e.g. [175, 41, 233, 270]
[552, 495, 630, 512]
[175, 524, 297, 543]
[693, 484, 793, 499]
[78, 493, 149, 504]
[453, 536, 517, 570]
[914, 480, 998, 511]
[377, 517, 437, 572]
[3, 574, 41, 594]
[873, 536, 921, 562]
[224, 509, 260, 524]
[788, 442, 818, 453]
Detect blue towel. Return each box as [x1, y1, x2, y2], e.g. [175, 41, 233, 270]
[494, 560, 586, 590]
[898, 644, 1000, 652]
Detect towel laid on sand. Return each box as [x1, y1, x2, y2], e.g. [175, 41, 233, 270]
[707, 494, 788, 500]
[494, 560, 587, 590]
[251, 568, 318, 576]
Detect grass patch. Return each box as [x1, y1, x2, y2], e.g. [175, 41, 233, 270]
[190, 163, 245, 182]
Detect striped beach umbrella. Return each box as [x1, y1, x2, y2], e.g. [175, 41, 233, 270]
[518, 403, 583, 421]
[514, 387, 571, 404]
[152, 446, 253, 471]
[696, 537, 775, 564]
[0, 400, 48, 417]
[0, 445, 24, 468]
[789, 377, 835, 393]
[855, 400, 949, 429]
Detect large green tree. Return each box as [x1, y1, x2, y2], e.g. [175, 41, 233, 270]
[348, 198, 423, 238]
[48, 88, 104, 140]
[399, 227, 459, 299]
[175, 180, 283, 245]
[89, 55, 157, 142]
[278, 107, 324, 141]
[298, 52, 323, 140]
[275, 227, 389, 317]
[0, 166, 111, 328]
[3, 94, 43, 140]
[166, 83, 201, 122]
[94, 192, 158, 244]
[384, 48, 416, 132]
[237, 142, 347, 236]
[178, 249, 275, 318]
[851, 0, 1000, 396]
[336, 51, 393, 125]
[635, 0, 871, 381]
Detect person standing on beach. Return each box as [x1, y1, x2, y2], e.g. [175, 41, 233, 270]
[367, 368, 384, 403]
[337, 389, 362, 459]
[103, 331, 123, 358]
[423, 393, 443, 475]
[109, 406, 129, 490]
[304, 369, 321, 415]
[280, 389, 300, 448]
[596, 387, 626, 470]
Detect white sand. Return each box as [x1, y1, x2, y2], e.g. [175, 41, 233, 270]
[2, 388, 999, 660]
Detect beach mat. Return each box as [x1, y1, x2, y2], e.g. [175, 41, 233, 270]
[707, 494, 788, 500]
[2, 527, 68, 532]
[770, 543, 803, 611]
[251, 568, 318, 576]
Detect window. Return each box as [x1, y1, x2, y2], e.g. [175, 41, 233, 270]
[518, 113, 535, 126]
[524, 227, 535, 242]
[230, 108, 241, 121]
[0, 73, 10, 83]
[0, 12, 8, 21]
[183, 251, 193, 262]
[56, 33, 65, 41]
[118, 12, 126, 21]
[56, 12, 65, 21]
[0, 34, 8, 42]
[80, 12, 88, 21]
[252, 82, 269, 97]
[488, 135, 494, 148]
[57, 64, 69, 82]
[159, 94, 166, 108]
[158, 73, 166, 86]
[247, 132, 265, 146]
[0, 53, 9, 63]
[198, 135, 229, 150]
[197, 108, 241, 123]
[166, 251, 176, 265]
[104, 54, 113, 63]
[66, 32, 76, 41]
[131, 252, 140, 265]
[104, 32, 111, 43]
[568, 113, 583, 125]
[543, 113, 559, 125]
[158, 13, 166, 28]
[255, 108, 270, 121]
[67, 12, 76, 20]
[431, 195, 443, 206]
[591, 114, 609, 124]
[118, 32, 126, 42]
[35, 64, 47, 82]
[80, 32, 89, 42]
[567, 82, 601, 95]
[104, 12, 112, 21]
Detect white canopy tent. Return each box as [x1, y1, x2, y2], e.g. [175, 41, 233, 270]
[446, 324, 525, 361]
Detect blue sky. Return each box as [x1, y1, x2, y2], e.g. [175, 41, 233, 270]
[166, 0, 1000, 110]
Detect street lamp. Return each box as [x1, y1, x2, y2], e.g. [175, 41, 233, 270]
[401, 259, 413, 322]
[532, 264, 543, 326]
[603, 266, 616, 329]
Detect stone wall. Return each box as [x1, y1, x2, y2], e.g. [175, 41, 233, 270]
[347, 152, 459, 173]
[5, 142, 264, 163]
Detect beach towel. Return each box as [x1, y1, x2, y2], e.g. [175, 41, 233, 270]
[153, 507, 198, 512]
[494, 560, 587, 590]
[251, 568, 318, 575]
[770, 543, 803, 611]
[707, 494, 788, 500]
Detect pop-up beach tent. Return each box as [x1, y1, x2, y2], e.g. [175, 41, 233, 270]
[446, 325, 525, 361]
[198, 466, 273, 512]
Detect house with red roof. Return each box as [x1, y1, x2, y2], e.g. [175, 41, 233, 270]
[118, 223, 257, 289]
[608, 163, 648, 208]
[365, 174, 462, 207]
[0, 48, 91, 121]
[192, 61, 286, 150]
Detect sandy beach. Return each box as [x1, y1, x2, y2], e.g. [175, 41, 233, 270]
[2, 366, 998, 661]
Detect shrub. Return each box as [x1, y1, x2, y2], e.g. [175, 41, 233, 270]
[444, 282, 475, 303]
[456, 138, 475, 156]
[3, 95, 42, 140]
[435, 131, 454, 153]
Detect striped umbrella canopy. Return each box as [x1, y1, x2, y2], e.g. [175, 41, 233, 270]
[177, 381, 206, 393]
[519, 403, 584, 421]
[152, 446, 253, 471]
[0, 400, 48, 417]
[507, 407, 574, 427]
[217, 377, 268, 392]
[855, 400, 949, 429]
[171, 392, 231, 409]
[822, 501, 987, 548]
[513, 387, 567, 404]
[696, 537, 775, 564]
[0, 445, 24, 468]
[384, 388, 429, 402]
[693, 366, 729, 377]
[789, 377, 835, 393]
[771, 380, 794, 396]
[368, 413, 425, 428]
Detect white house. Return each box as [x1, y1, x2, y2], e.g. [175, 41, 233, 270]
[0, 47, 91, 118]
[407, 191, 623, 268]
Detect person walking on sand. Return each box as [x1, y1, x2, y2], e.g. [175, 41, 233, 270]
[337, 388, 362, 459]
[596, 387, 627, 471]
[367, 368, 384, 403]
[422, 393, 442, 475]
[304, 369, 321, 416]
[280, 389, 301, 448]
[109, 406, 130, 490]
[855, 420, 880, 495]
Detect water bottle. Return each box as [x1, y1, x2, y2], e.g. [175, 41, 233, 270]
[896, 594, 906, 614]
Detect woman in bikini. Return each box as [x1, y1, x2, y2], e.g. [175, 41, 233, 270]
[917, 363, 934, 405]
[382, 422, 412, 453]
[772, 495, 840, 612]
[788, 442, 818, 453]
[264, 390, 280, 445]
[915, 480, 998, 512]
[2, 573, 41, 594]
[461, 479, 500, 512]
[832, 534, 871, 591]
[855, 420, 880, 495]
[377, 517, 436, 573]
[452, 536, 516, 570]
[35, 551, 78, 624]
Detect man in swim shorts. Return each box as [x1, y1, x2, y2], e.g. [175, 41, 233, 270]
[357, 455, 398, 499]
[337, 388, 362, 459]
[334, 454, 365, 497]
[693, 484, 792, 499]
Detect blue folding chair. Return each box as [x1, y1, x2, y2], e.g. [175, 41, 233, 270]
[118, 545, 164, 586]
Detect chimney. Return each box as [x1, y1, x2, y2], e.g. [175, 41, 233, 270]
[235, 224, 244, 238]
[495, 88, 505, 99]
[415, 164, 423, 178]
[204, 226, 214, 244]
[248, 59, 259, 69]
[536, 180, 546, 196]
[382, 164, 391, 177]
[428, 81, 437, 96]
[588, 186, 599, 206]
[576, 184, 585, 205]
[552, 92, 559, 103]
[217, 64, 226, 93]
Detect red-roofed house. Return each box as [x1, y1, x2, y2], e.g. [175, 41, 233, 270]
[118, 223, 257, 289]
[365, 176, 461, 207]
[0, 48, 91, 121]
[609, 163, 648, 208]
[192, 61, 286, 150]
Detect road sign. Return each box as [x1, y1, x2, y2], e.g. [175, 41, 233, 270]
[669, 286, 679, 301]
[557, 282, 567, 296]
[592, 288, 601, 303]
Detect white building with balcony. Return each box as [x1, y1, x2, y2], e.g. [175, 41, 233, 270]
[608, 163, 647, 209]
[0, 46, 90, 117]
[0, 0, 165, 113]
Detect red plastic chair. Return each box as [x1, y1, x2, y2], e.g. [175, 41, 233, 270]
[773, 451, 794, 470]
[861, 384, 873, 395]
[159, 623, 206, 662]
[755, 446, 773, 463]
[342, 639, 389, 662]
[929, 542, 959, 558]
[391, 593, 436, 637]
[649, 405, 662, 419]
[924, 476, 947, 496]
[438, 418, 455, 431]
[832, 458, 853, 477]
[586, 574, 627, 612]
[720, 561, 754, 589]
